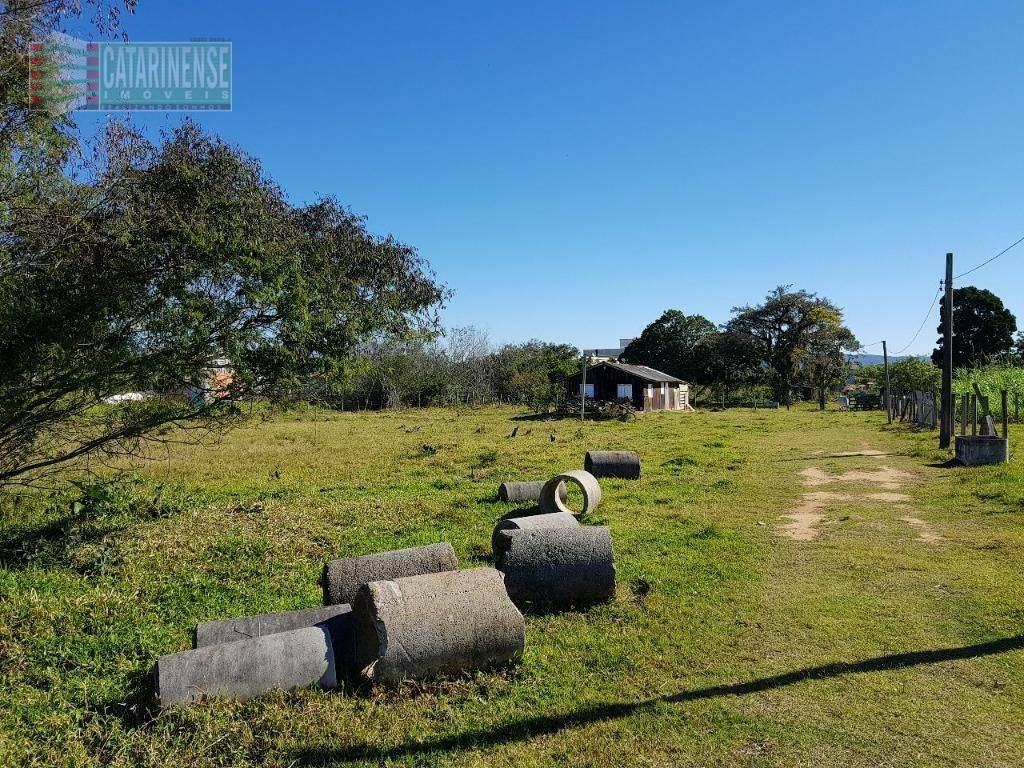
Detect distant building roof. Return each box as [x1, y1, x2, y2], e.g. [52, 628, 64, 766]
[602, 360, 685, 384]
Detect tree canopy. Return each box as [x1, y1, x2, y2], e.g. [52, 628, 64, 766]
[726, 286, 857, 405]
[1, 9, 448, 489]
[620, 310, 716, 385]
[931, 286, 1017, 369]
[857, 358, 940, 394]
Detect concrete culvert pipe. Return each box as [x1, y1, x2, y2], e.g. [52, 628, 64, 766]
[352, 567, 525, 684]
[496, 526, 616, 609]
[539, 469, 601, 516]
[194, 604, 352, 648]
[154, 625, 337, 707]
[491, 512, 579, 557]
[498, 480, 567, 504]
[322, 542, 458, 606]
[584, 450, 641, 479]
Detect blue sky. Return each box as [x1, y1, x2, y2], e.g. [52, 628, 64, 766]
[73, 1, 1024, 355]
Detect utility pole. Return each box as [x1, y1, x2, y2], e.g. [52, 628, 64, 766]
[882, 340, 892, 424]
[580, 352, 588, 421]
[939, 252, 954, 448]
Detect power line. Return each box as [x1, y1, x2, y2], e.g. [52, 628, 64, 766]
[892, 284, 942, 356]
[954, 232, 1024, 279]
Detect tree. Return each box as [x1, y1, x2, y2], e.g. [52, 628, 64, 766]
[1013, 331, 1024, 364]
[700, 330, 763, 403]
[931, 286, 1017, 369]
[620, 310, 716, 387]
[2, 1, 136, 282]
[0, 119, 448, 486]
[726, 286, 857, 405]
[490, 341, 579, 411]
[799, 324, 859, 409]
[856, 358, 940, 394]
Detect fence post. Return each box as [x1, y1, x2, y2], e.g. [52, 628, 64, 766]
[971, 394, 977, 435]
[960, 392, 967, 435]
[1002, 390, 1009, 439]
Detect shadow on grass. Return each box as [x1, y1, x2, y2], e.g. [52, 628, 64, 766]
[84, 667, 158, 728]
[775, 452, 903, 462]
[291, 634, 1024, 765]
[925, 459, 960, 469]
[0, 507, 93, 569]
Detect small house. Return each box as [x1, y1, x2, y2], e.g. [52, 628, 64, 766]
[565, 360, 691, 411]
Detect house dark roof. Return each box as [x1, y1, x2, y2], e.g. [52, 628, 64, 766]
[602, 361, 685, 384]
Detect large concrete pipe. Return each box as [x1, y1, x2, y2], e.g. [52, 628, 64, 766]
[154, 625, 337, 707]
[539, 469, 601, 516]
[584, 450, 641, 479]
[322, 542, 457, 606]
[352, 567, 525, 684]
[498, 480, 567, 504]
[496, 526, 616, 608]
[195, 604, 353, 660]
[491, 512, 579, 556]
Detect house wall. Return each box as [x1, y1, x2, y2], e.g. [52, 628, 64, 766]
[566, 365, 646, 408]
[566, 367, 689, 411]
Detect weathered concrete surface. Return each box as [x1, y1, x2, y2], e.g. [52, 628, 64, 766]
[584, 450, 641, 479]
[322, 542, 457, 606]
[352, 567, 524, 684]
[539, 469, 601, 516]
[956, 435, 1009, 465]
[492, 512, 579, 556]
[154, 625, 337, 707]
[194, 604, 352, 648]
[498, 480, 566, 504]
[496, 526, 616, 608]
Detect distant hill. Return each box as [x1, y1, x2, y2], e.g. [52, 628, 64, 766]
[847, 353, 927, 366]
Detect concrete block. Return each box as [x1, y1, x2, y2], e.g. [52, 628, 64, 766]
[352, 567, 524, 684]
[154, 625, 337, 707]
[498, 480, 566, 504]
[492, 512, 579, 556]
[496, 526, 616, 608]
[955, 435, 1009, 465]
[322, 542, 457, 606]
[539, 469, 601, 516]
[584, 450, 641, 479]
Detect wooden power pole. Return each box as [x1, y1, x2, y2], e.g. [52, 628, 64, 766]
[882, 340, 892, 424]
[580, 353, 588, 421]
[939, 252, 954, 448]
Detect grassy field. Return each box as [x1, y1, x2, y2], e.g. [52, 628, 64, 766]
[1, 404, 1023, 767]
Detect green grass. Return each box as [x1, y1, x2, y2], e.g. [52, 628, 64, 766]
[1, 405, 1023, 767]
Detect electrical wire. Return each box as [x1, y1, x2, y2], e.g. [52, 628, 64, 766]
[869, 231, 1023, 360]
[954, 232, 1024, 279]
[891, 285, 943, 356]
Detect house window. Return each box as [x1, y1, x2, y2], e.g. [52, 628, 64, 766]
[581, 383, 595, 398]
[616, 383, 632, 399]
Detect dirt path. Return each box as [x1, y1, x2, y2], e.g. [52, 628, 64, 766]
[797, 465, 912, 491]
[779, 453, 936, 543]
[900, 515, 944, 544]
